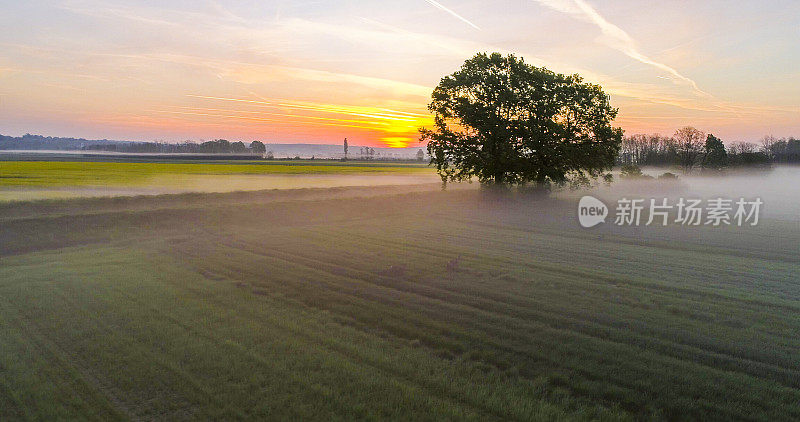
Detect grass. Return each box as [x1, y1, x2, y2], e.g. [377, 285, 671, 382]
[0, 160, 433, 188]
[1, 187, 799, 420]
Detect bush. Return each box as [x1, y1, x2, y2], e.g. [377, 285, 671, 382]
[658, 172, 678, 180]
[620, 165, 645, 178]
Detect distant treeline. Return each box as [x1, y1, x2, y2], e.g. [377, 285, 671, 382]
[86, 139, 268, 154]
[0, 134, 117, 150]
[4, 131, 799, 168]
[0, 134, 426, 160]
[0, 134, 267, 154]
[617, 128, 800, 171]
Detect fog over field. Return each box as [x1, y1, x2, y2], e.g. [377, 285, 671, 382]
[562, 166, 800, 222]
[676, 167, 800, 221]
[2, 171, 798, 420]
[1, 159, 799, 421]
[3, 0, 799, 418]
[6, 164, 798, 224]
[0, 173, 444, 202]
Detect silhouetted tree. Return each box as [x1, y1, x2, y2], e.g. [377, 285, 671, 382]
[421, 53, 621, 189]
[250, 141, 266, 153]
[618, 134, 677, 166]
[343, 138, 348, 160]
[674, 127, 705, 173]
[620, 164, 646, 178]
[199, 139, 231, 153]
[760, 135, 777, 161]
[363, 147, 374, 160]
[729, 142, 770, 167]
[788, 138, 800, 162]
[730, 142, 756, 154]
[416, 149, 425, 161]
[702, 134, 728, 170]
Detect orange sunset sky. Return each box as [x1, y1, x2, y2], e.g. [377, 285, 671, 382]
[1, 0, 799, 147]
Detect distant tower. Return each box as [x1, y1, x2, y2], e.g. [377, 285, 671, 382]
[343, 138, 348, 160]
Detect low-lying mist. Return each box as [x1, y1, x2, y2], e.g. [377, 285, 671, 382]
[567, 166, 800, 222]
[0, 173, 444, 202]
[3, 165, 799, 225]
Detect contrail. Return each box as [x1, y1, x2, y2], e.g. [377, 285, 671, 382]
[422, 0, 480, 30]
[532, 0, 710, 97]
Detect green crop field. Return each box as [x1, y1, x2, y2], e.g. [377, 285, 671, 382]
[0, 159, 440, 202]
[1, 185, 798, 421]
[0, 160, 433, 188]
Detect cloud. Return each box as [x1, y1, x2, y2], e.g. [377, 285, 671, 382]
[0, 66, 18, 77]
[173, 94, 433, 146]
[12, 0, 797, 142]
[58, 0, 180, 27]
[210, 60, 434, 99]
[185, 95, 422, 122]
[422, 0, 481, 30]
[531, 0, 710, 97]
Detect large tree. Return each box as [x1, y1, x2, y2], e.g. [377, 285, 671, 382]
[420, 52, 622, 188]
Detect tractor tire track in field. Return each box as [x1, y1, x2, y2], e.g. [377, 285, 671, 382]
[167, 229, 800, 419]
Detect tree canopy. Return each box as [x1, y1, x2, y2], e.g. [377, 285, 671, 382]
[703, 134, 728, 170]
[674, 126, 705, 172]
[250, 141, 267, 153]
[421, 52, 622, 188]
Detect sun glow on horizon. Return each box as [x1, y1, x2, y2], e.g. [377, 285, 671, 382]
[171, 95, 433, 148]
[1, 1, 798, 145]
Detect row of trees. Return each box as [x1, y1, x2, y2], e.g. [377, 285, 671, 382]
[0, 133, 117, 150]
[84, 139, 267, 154]
[618, 127, 797, 171]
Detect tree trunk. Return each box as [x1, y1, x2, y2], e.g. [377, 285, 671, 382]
[494, 171, 504, 185]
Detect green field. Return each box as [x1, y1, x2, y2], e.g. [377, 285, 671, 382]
[0, 160, 433, 188]
[0, 159, 440, 202]
[1, 184, 799, 421]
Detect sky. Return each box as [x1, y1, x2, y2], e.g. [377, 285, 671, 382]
[0, 0, 798, 147]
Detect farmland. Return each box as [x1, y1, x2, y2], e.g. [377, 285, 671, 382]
[0, 160, 433, 187]
[1, 175, 799, 420]
[0, 159, 438, 201]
